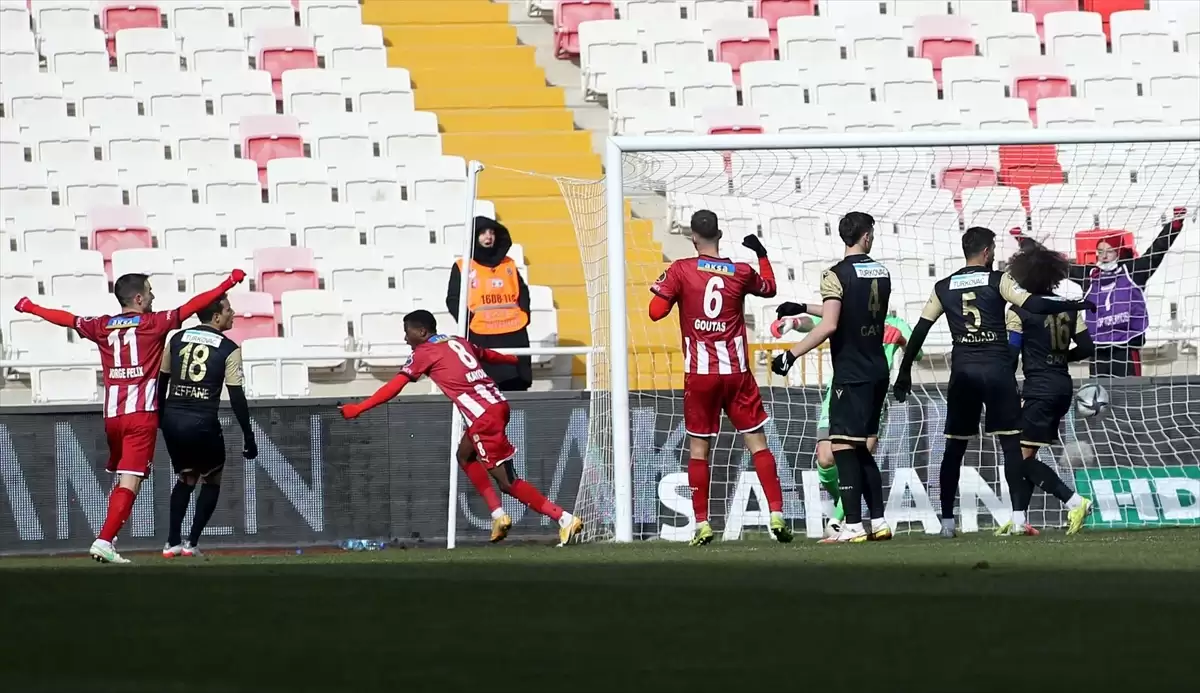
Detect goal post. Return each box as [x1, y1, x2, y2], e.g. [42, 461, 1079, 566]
[568, 127, 1200, 543]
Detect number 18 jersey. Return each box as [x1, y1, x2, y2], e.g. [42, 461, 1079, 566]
[401, 335, 507, 424]
[651, 255, 775, 376]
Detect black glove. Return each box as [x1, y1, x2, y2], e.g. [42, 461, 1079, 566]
[776, 302, 807, 319]
[771, 351, 797, 376]
[741, 234, 768, 259]
[1082, 299, 1097, 312]
[892, 371, 912, 403]
[243, 439, 258, 460]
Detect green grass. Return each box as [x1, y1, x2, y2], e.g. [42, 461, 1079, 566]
[2, 530, 1198, 693]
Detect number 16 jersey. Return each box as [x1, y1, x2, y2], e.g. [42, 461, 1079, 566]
[651, 255, 776, 376]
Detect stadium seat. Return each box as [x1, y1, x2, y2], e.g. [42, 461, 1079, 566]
[578, 20, 643, 98]
[204, 70, 276, 120]
[27, 118, 95, 171]
[153, 204, 223, 257]
[834, 102, 900, 132]
[111, 248, 178, 291]
[299, 0, 362, 28]
[183, 29, 251, 79]
[1043, 11, 1108, 67]
[1, 74, 69, 123]
[1099, 185, 1169, 235]
[809, 60, 871, 109]
[0, 2, 29, 34]
[701, 106, 764, 135]
[267, 157, 333, 206]
[122, 161, 195, 212]
[846, 15, 907, 66]
[1110, 10, 1175, 65]
[31, 1, 93, 33]
[962, 97, 1035, 130]
[1098, 97, 1169, 128]
[230, 0, 296, 31]
[776, 15, 840, 64]
[282, 68, 348, 116]
[181, 248, 253, 293]
[317, 245, 388, 297]
[315, 25, 386, 71]
[1020, 0, 1080, 39]
[352, 290, 415, 367]
[1036, 96, 1101, 129]
[96, 119, 168, 172]
[691, 0, 752, 23]
[0, 251, 39, 302]
[941, 57, 1007, 102]
[769, 104, 839, 133]
[1178, 10, 1200, 56]
[86, 204, 151, 264]
[255, 247, 319, 314]
[1009, 56, 1071, 124]
[168, 117, 236, 167]
[528, 291, 559, 366]
[913, 16, 976, 87]
[135, 72, 206, 121]
[56, 162, 124, 220]
[0, 119, 25, 165]
[1070, 55, 1139, 104]
[41, 30, 111, 85]
[1030, 184, 1099, 252]
[627, 106, 703, 135]
[0, 163, 54, 221]
[643, 20, 708, 79]
[240, 337, 311, 398]
[898, 101, 966, 131]
[360, 202, 431, 251]
[115, 27, 181, 73]
[221, 204, 289, 251]
[335, 159, 403, 209]
[193, 158, 262, 206]
[238, 114, 304, 186]
[345, 69, 415, 116]
[974, 12, 1041, 69]
[668, 62, 737, 113]
[739, 61, 804, 114]
[820, 0, 885, 32]
[3, 307, 77, 366]
[167, 1, 228, 35]
[555, 1, 615, 58]
[224, 291, 279, 342]
[0, 26, 40, 77]
[962, 185, 1027, 232]
[940, 160, 1001, 207]
[711, 19, 772, 89]
[30, 363, 101, 404]
[406, 155, 467, 222]
[1137, 54, 1200, 110]
[14, 206, 83, 258]
[755, 0, 815, 50]
[608, 72, 671, 134]
[66, 72, 139, 123]
[44, 250, 108, 299]
[99, 1, 163, 57]
[873, 58, 938, 105]
[250, 27, 318, 99]
[300, 113, 374, 166]
[280, 289, 349, 365]
[393, 244, 455, 304]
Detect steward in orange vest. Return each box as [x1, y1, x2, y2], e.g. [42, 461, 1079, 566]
[446, 217, 533, 391]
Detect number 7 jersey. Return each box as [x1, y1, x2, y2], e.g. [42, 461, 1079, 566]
[651, 255, 775, 375]
[400, 335, 507, 424]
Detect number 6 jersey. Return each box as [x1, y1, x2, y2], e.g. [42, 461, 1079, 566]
[160, 325, 243, 416]
[400, 335, 508, 424]
[651, 255, 775, 376]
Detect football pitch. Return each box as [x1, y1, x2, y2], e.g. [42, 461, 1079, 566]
[1, 530, 1198, 693]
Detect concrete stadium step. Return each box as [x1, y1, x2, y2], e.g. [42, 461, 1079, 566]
[365, 0, 509, 24]
[438, 109, 574, 133]
[415, 87, 565, 110]
[442, 132, 594, 158]
[381, 24, 516, 46]
[388, 45, 537, 70]
[474, 153, 600, 179]
[477, 169, 564, 198]
[409, 65, 548, 89]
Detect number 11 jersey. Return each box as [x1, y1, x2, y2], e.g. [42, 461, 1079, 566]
[651, 255, 775, 376]
[401, 335, 507, 424]
[75, 310, 181, 418]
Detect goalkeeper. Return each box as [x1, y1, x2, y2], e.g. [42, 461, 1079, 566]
[771, 302, 921, 532]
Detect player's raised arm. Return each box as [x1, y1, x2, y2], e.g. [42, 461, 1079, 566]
[12, 297, 77, 328]
[999, 272, 1093, 314]
[470, 342, 519, 366]
[1067, 312, 1095, 363]
[1003, 242, 1095, 314]
[740, 235, 776, 298]
[177, 270, 247, 322]
[893, 289, 943, 402]
[340, 371, 412, 419]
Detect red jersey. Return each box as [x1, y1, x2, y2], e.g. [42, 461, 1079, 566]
[651, 256, 775, 375]
[400, 335, 507, 425]
[75, 310, 180, 419]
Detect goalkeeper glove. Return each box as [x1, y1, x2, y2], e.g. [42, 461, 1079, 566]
[775, 302, 807, 319]
[771, 351, 797, 376]
[741, 234, 768, 259]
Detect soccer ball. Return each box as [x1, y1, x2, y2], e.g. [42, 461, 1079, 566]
[1075, 383, 1109, 418]
[823, 518, 842, 539]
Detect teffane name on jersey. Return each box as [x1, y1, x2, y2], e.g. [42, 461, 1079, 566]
[949, 273, 990, 290]
[697, 259, 735, 276]
[852, 262, 889, 279]
[105, 315, 142, 329]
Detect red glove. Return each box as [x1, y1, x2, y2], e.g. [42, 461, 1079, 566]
[13, 297, 33, 313]
[340, 403, 362, 420]
[1171, 207, 1188, 231]
[883, 324, 905, 346]
[230, 269, 247, 284]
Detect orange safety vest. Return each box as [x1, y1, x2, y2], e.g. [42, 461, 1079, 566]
[457, 257, 529, 335]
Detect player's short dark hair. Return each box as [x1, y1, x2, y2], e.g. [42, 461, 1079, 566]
[690, 210, 720, 241]
[404, 309, 437, 334]
[113, 273, 149, 308]
[838, 211, 874, 247]
[196, 294, 228, 324]
[1006, 238, 1071, 296]
[961, 226, 996, 259]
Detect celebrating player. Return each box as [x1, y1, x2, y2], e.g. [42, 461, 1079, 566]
[649, 209, 791, 546]
[340, 310, 583, 546]
[1003, 242, 1095, 536]
[158, 295, 258, 558]
[771, 302, 922, 535]
[14, 270, 246, 563]
[892, 227, 1092, 538]
[771, 212, 893, 543]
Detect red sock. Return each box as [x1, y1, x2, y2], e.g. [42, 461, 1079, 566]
[507, 479, 563, 522]
[461, 460, 502, 513]
[688, 457, 710, 523]
[752, 449, 784, 513]
[98, 486, 136, 542]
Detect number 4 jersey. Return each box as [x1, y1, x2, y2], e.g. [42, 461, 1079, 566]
[651, 255, 776, 375]
[401, 335, 508, 424]
[75, 310, 181, 418]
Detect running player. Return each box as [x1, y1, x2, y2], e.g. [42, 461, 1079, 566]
[340, 310, 582, 546]
[649, 209, 790, 546]
[1003, 242, 1096, 536]
[771, 302, 921, 534]
[893, 227, 1092, 538]
[158, 294, 257, 558]
[14, 270, 246, 563]
[771, 212, 892, 543]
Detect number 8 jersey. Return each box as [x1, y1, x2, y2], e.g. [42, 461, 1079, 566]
[651, 255, 776, 375]
[401, 335, 507, 424]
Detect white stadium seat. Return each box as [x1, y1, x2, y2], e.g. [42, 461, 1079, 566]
[111, 248, 178, 292]
[873, 58, 938, 105]
[942, 57, 1008, 103]
[168, 117, 236, 167]
[963, 97, 1033, 130]
[204, 71, 276, 119]
[406, 155, 467, 221]
[625, 0, 682, 23]
[299, 0, 363, 29]
[33, 2, 95, 33]
[135, 72, 207, 121]
[336, 159, 404, 209]
[283, 68, 349, 117]
[821, 0, 885, 32]
[739, 61, 804, 114]
[809, 61, 871, 109]
[1098, 98, 1169, 128]
[315, 25, 386, 71]
[223, 205, 290, 251]
[644, 21, 708, 78]
[280, 289, 349, 366]
[44, 250, 108, 299]
[898, 101, 967, 131]
[301, 114, 374, 166]
[360, 202, 431, 251]
[66, 72, 139, 124]
[777, 15, 840, 65]
[168, 1, 229, 35]
[116, 28, 182, 74]
[0, 119, 23, 164]
[0, 252, 39, 303]
[241, 338, 311, 398]
[1036, 96, 1101, 129]
[183, 29, 251, 79]
[123, 161, 195, 212]
[193, 158, 262, 207]
[0, 3, 30, 34]
[1043, 12, 1107, 67]
[962, 185, 1026, 233]
[1137, 54, 1200, 110]
[1030, 184, 1098, 253]
[96, 119, 167, 172]
[353, 290, 415, 368]
[667, 63, 737, 113]
[1070, 55, 1139, 105]
[846, 16, 907, 66]
[626, 107, 697, 136]
[3, 74, 70, 123]
[183, 249, 254, 292]
[346, 69, 415, 115]
[579, 20, 643, 97]
[13, 206, 82, 258]
[317, 245, 388, 297]
[0, 28, 39, 77]
[609, 71, 670, 135]
[27, 118, 95, 171]
[1110, 10, 1175, 66]
[268, 157, 335, 207]
[393, 244, 455, 303]
[374, 111, 441, 161]
[975, 11, 1040, 69]
[154, 205, 224, 257]
[230, 0, 296, 32]
[0, 163, 54, 222]
[288, 202, 358, 253]
[56, 162, 124, 217]
[41, 31, 111, 84]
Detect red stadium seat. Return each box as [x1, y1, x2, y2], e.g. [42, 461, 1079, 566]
[940, 166, 1000, 208]
[99, 1, 162, 58]
[1076, 228, 1135, 264]
[1020, 0, 1081, 41]
[1083, 0, 1143, 38]
[999, 144, 1064, 209]
[1009, 57, 1071, 125]
[913, 16, 976, 87]
[226, 291, 279, 342]
[87, 205, 152, 278]
[252, 27, 318, 99]
[238, 115, 305, 187]
[717, 36, 774, 89]
[755, 0, 816, 51]
[254, 246, 318, 320]
[554, 0, 615, 58]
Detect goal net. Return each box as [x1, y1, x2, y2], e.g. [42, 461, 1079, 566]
[563, 130, 1200, 542]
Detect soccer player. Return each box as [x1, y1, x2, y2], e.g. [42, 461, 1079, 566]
[649, 210, 790, 546]
[892, 227, 1092, 538]
[771, 212, 893, 543]
[14, 270, 246, 563]
[340, 310, 583, 546]
[158, 295, 257, 558]
[1003, 242, 1095, 536]
[771, 302, 922, 534]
